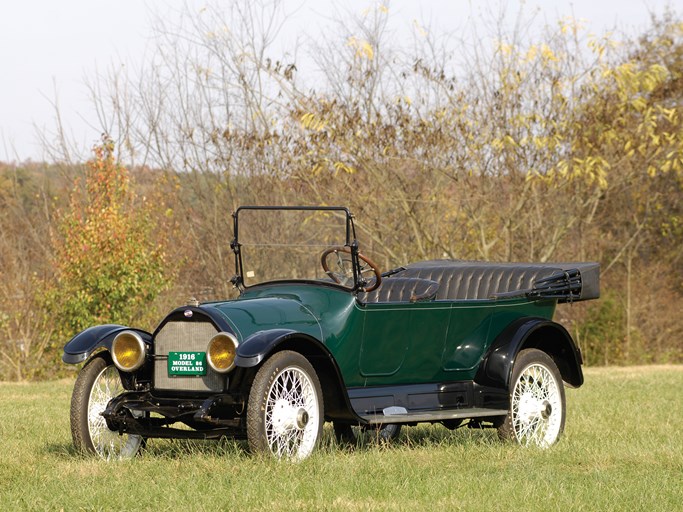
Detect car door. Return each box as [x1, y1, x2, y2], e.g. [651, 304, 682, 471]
[359, 301, 452, 382]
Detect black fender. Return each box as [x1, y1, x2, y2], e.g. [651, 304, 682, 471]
[62, 324, 153, 364]
[235, 329, 315, 367]
[235, 329, 359, 421]
[475, 317, 584, 391]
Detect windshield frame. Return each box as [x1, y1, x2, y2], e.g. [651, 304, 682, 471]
[230, 206, 362, 292]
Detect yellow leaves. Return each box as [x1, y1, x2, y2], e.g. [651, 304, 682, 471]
[347, 36, 374, 60]
[586, 33, 620, 61]
[300, 112, 328, 132]
[538, 156, 610, 190]
[624, 140, 636, 158]
[413, 19, 428, 38]
[503, 135, 517, 148]
[656, 105, 678, 124]
[497, 42, 513, 56]
[363, 4, 388, 16]
[559, 16, 587, 36]
[333, 161, 356, 174]
[630, 96, 648, 112]
[309, 158, 356, 175]
[607, 61, 668, 100]
[540, 44, 559, 63]
[498, 40, 562, 72]
[525, 45, 538, 62]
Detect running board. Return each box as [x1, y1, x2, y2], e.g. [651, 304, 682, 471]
[360, 407, 508, 425]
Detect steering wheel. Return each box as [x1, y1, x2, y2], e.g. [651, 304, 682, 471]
[320, 246, 382, 292]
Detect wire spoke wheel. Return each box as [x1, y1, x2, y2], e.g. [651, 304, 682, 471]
[248, 351, 323, 461]
[498, 349, 566, 448]
[70, 356, 143, 460]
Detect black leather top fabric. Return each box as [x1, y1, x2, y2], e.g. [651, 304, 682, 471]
[399, 260, 563, 300]
[359, 277, 440, 303]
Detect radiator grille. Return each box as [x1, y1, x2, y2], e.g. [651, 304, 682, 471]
[153, 320, 224, 392]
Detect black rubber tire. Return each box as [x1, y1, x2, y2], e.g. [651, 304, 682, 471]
[70, 355, 143, 458]
[247, 350, 324, 460]
[497, 348, 566, 447]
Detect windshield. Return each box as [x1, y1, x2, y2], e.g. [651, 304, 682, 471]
[234, 206, 354, 288]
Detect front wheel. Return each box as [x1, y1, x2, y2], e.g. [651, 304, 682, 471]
[70, 355, 143, 459]
[497, 349, 566, 447]
[247, 351, 324, 461]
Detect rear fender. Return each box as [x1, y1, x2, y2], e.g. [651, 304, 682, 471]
[62, 324, 152, 364]
[475, 317, 584, 390]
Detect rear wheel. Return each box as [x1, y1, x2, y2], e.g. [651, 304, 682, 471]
[497, 349, 566, 447]
[70, 355, 143, 459]
[247, 351, 324, 461]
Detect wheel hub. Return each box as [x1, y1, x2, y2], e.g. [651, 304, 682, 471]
[296, 408, 309, 429]
[271, 399, 309, 435]
[517, 393, 551, 424]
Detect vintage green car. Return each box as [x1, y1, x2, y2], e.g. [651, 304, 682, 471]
[63, 206, 599, 460]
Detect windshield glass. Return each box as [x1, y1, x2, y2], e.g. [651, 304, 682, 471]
[235, 207, 353, 287]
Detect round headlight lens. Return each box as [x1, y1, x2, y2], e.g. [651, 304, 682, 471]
[111, 331, 146, 372]
[207, 332, 239, 373]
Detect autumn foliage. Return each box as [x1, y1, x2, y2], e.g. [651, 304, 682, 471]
[42, 137, 173, 363]
[0, 5, 681, 379]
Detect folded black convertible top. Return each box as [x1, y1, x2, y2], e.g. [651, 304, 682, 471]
[397, 260, 600, 303]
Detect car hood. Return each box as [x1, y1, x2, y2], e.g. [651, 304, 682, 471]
[205, 296, 324, 342]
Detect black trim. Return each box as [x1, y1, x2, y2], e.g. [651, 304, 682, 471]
[62, 324, 152, 364]
[234, 329, 302, 367]
[239, 279, 354, 295]
[102, 390, 246, 440]
[231, 206, 368, 292]
[233, 329, 359, 423]
[475, 317, 584, 389]
[152, 305, 234, 338]
[347, 381, 508, 418]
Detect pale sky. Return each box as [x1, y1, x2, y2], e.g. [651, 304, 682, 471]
[0, 0, 674, 162]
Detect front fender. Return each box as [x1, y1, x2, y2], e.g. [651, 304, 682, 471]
[234, 328, 358, 421]
[475, 317, 584, 390]
[62, 324, 152, 364]
[235, 329, 318, 367]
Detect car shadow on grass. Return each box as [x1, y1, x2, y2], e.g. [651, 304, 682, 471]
[50, 422, 501, 460]
[141, 437, 250, 459]
[318, 422, 501, 455]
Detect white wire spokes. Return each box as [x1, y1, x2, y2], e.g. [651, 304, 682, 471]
[264, 366, 319, 460]
[511, 363, 562, 447]
[87, 365, 142, 460]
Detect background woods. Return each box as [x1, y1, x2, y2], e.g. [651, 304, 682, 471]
[0, 3, 681, 379]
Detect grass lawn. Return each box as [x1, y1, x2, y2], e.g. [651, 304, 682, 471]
[1, 366, 681, 511]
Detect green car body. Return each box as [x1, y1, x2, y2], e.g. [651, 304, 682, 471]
[63, 206, 597, 459]
[228, 284, 556, 384]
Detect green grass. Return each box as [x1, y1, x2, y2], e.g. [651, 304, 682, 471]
[1, 366, 682, 511]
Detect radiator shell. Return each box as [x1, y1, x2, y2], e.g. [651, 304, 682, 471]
[153, 319, 224, 392]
